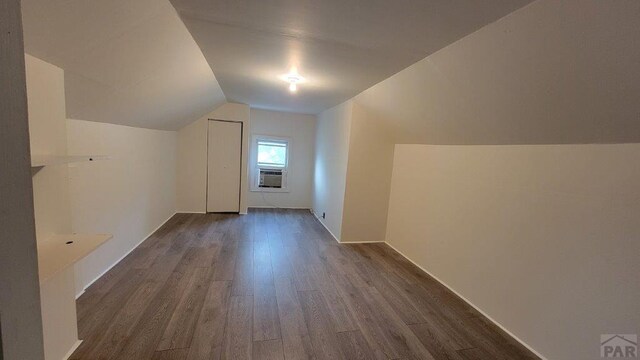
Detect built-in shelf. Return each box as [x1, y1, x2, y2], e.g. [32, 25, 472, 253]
[37, 233, 112, 282]
[31, 154, 110, 168]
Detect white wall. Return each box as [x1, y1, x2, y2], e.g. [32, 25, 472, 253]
[24, 54, 180, 359]
[312, 1, 640, 359]
[1, 5, 45, 358]
[176, 117, 208, 212]
[26, 54, 72, 241]
[312, 101, 353, 240]
[354, 0, 640, 145]
[340, 103, 394, 243]
[176, 102, 251, 213]
[312, 101, 394, 243]
[248, 109, 316, 209]
[67, 119, 177, 293]
[386, 144, 640, 360]
[318, 1, 640, 356]
[25, 54, 77, 360]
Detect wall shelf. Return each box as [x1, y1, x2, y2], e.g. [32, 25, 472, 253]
[31, 154, 110, 168]
[37, 233, 112, 282]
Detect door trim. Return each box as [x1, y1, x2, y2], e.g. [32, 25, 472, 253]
[206, 119, 243, 213]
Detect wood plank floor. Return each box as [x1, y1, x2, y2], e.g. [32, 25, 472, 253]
[72, 209, 539, 360]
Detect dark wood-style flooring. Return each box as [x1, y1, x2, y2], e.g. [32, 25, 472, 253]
[72, 209, 538, 360]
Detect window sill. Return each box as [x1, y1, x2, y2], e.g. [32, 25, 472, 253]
[250, 188, 290, 193]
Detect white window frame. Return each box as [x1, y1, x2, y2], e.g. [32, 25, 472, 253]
[251, 135, 291, 193]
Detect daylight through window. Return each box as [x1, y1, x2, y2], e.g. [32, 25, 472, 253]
[257, 140, 287, 168]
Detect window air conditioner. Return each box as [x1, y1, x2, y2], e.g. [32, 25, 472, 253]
[259, 168, 284, 188]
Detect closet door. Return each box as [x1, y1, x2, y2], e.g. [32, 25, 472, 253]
[207, 120, 242, 212]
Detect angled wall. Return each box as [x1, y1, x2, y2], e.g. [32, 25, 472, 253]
[20, 0, 226, 130]
[0, 2, 45, 358]
[176, 116, 208, 212]
[313, 101, 353, 239]
[340, 103, 394, 243]
[319, 0, 640, 358]
[313, 101, 394, 243]
[355, 0, 640, 145]
[68, 120, 177, 293]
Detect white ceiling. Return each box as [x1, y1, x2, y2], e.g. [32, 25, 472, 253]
[20, 0, 536, 129]
[171, 0, 534, 114]
[21, 0, 226, 130]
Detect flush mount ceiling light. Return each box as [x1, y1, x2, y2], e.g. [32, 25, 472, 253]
[280, 67, 305, 93]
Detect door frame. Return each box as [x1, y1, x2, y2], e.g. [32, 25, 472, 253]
[206, 119, 243, 213]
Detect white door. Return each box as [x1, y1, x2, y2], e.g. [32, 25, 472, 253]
[207, 120, 242, 212]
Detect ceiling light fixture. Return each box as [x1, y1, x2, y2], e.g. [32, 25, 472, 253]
[280, 67, 305, 93]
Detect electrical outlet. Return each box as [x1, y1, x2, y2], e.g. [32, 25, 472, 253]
[322, 212, 326, 219]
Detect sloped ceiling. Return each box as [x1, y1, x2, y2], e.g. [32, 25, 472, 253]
[171, 0, 534, 114]
[21, 0, 226, 130]
[354, 0, 640, 144]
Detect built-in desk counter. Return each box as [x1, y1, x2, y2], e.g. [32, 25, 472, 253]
[37, 233, 112, 283]
[37, 233, 111, 360]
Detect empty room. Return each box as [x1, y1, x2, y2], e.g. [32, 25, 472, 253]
[1, 1, 639, 359]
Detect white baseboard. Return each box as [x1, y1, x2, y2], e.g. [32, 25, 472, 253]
[248, 206, 312, 210]
[310, 209, 341, 244]
[384, 241, 547, 360]
[176, 210, 206, 214]
[309, 210, 385, 244]
[76, 212, 177, 299]
[63, 340, 82, 360]
[340, 240, 386, 244]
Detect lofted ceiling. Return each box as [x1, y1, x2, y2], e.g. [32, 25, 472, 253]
[19, 0, 537, 129]
[354, 0, 640, 144]
[170, 0, 534, 114]
[21, 0, 226, 130]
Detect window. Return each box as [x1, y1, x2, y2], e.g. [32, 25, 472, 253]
[257, 140, 287, 168]
[252, 136, 290, 192]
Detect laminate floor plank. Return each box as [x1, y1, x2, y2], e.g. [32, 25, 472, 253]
[213, 236, 238, 281]
[286, 244, 318, 292]
[311, 268, 358, 332]
[353, 258, 428, 325]
[409, 322, 466, 360]
[80, 280, 164, 360]
[253, 295, 281, 342]
[355, 245, 477, 349]
[336, 330, 376, 360]
[114, 267, 200, 359]
[252, 339, 285, 360]
[298, 290, 346, 360]
[330, 272, 435, 360]
[72, 211, 539, 360]
[273, 276, 315, 360]
[222, 295, 253, 360]
[252, 220, 282, 341]
[231, 242, 254, 296]
[152, 348, 189, 360]
[156, 267, 213, 351]
[186, 281, 232, 360]
[184, 245, 220, 268]
[75, 268, 146, 339]
[76, 255, 142, 322]
[456, 347, 495, 360]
